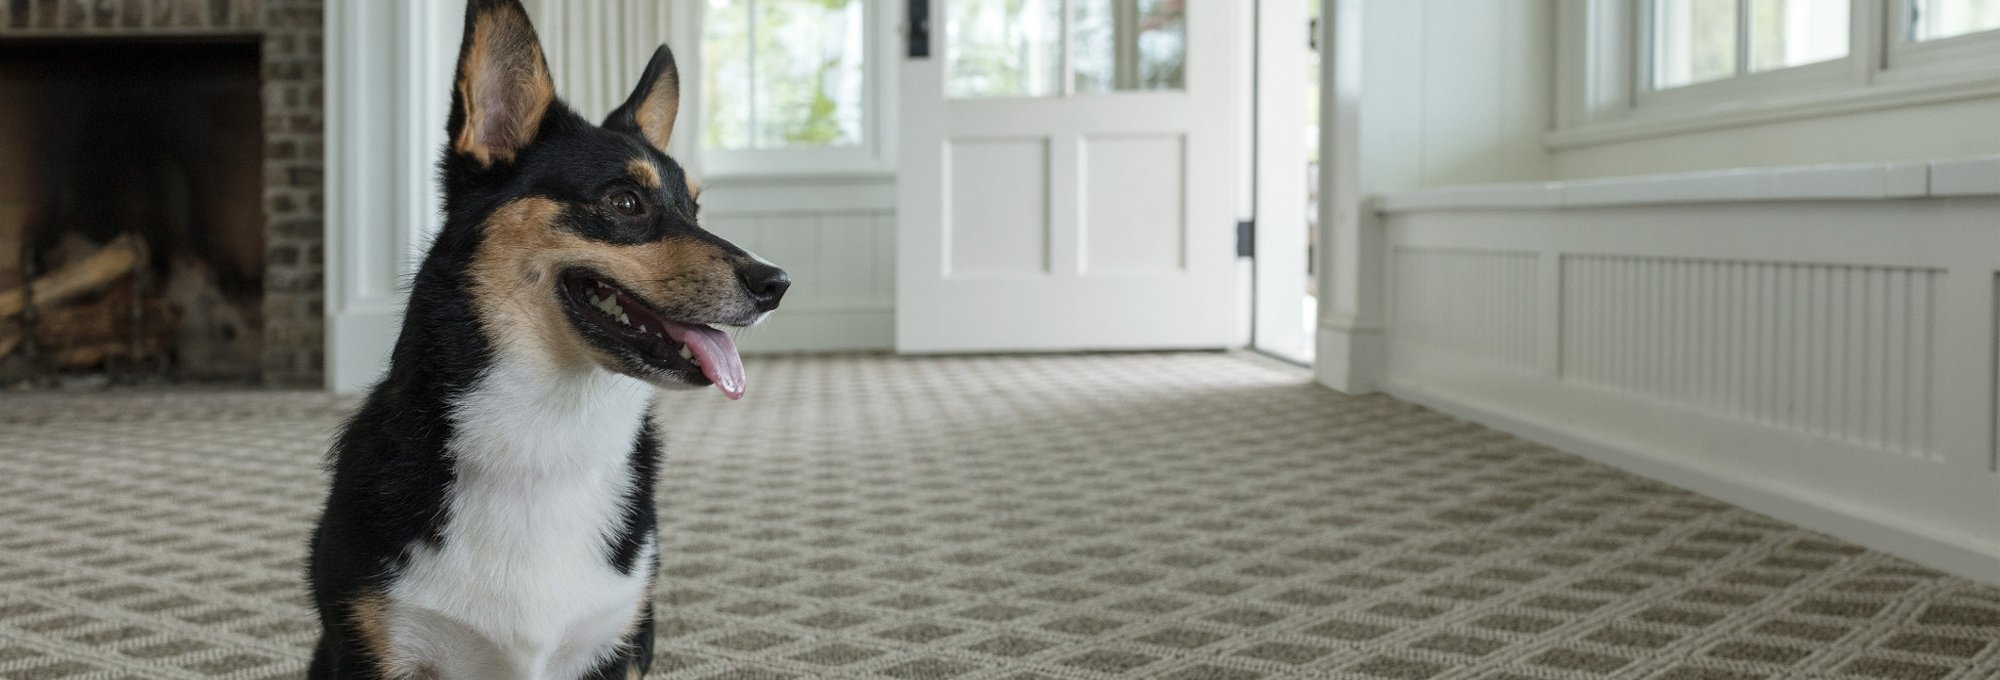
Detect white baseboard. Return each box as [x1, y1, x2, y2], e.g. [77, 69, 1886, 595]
[1385, 380, 2000, 587]
[327, 306, 401, 394]
[1315, 322, 1386, 395]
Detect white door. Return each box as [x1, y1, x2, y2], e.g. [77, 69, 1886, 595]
[897, 0, 1240, 352]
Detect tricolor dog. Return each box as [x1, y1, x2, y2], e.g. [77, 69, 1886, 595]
[306, 1, 788, 677]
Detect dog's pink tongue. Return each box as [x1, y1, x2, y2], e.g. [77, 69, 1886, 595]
[666, 324, 745, 400]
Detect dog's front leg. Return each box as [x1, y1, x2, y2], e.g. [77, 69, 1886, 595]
[582, 602, 656, 680]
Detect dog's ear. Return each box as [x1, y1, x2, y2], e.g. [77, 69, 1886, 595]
[605, 45, 681, 152]
[449, 0, 556, 168]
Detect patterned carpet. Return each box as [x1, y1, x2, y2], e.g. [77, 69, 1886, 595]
[1, 352, 1998, 680]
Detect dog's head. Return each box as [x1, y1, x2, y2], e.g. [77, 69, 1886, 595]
[444, 0, 786, 399]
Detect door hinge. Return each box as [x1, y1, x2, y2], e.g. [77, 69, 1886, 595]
[1236, 220, 1255, 258]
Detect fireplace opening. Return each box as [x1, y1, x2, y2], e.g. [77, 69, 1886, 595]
[0, 38, 264, 385]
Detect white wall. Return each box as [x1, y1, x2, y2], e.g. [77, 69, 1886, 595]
[1354, 0, 1555, 193]
[1553, 97, 2000, 179]
[1316, 0, 1554, 392]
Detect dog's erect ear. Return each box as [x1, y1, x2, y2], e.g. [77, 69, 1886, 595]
[605, 45, 681, 152]
[450, 0, 556, 168]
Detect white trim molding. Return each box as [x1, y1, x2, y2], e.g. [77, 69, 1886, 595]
[324, 0, 463, 393]
[1373, 157, 2000, 584]
[1313, 0, 1388, 394]
[1377, 156, 1997, 212]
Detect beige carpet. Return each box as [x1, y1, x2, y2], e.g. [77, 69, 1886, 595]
[1, 352, 1997, 680]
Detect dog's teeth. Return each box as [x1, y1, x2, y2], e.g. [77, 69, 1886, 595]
[618, 313, 630, 326]
[677, 346, 694, 361]
[637, 325, 646, 333]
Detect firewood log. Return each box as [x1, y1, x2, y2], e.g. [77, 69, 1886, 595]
[0, 234, 145, 320]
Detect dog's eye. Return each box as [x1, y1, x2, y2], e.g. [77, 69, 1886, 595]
[608, 190, 645, 217]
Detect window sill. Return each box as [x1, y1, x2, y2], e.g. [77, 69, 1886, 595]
[1375, 155, 2000, 213]
[1547, 74, 2000, 150]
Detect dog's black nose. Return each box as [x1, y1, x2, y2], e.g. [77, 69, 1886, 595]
[742, 262, 790, 312]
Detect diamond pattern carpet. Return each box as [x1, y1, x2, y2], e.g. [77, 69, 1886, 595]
[1, 352, 1998, 679]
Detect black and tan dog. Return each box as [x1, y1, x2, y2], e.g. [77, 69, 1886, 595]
[306, 1, 787, 677]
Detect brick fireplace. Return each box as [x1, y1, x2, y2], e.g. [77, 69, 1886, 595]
[0, 0, 323, 386]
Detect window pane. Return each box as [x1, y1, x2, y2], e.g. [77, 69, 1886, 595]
[947, 0, 1064, 98]
[751, 0, 865, 147]
[702, 0, 752, 149]
[702, 0, 866, 151]
[1072, 0, 1187, 94]
[1910, 0, 2000, 41]
[1749, 0, 1849, 71]
[1654, 0, 1739, 89]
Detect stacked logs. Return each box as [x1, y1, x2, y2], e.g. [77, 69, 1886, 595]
[0, 235, 178, 373]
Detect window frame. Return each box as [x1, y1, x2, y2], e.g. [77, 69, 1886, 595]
[1552, 0, 2000, 147]
[1888, 0, 2000, 77]
[670, 0, 899, 180]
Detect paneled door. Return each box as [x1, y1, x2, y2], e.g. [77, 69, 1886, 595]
[897, 0, 1240, 352]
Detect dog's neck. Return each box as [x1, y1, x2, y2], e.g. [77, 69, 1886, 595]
[447, 351, 656, 476]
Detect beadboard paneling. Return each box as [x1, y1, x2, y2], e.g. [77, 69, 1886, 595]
[1378, 195, 2000, 585]
[1392, 248, 1539, 370]
[1563, 257, 1939, 457]
[697, 179, 897, 352]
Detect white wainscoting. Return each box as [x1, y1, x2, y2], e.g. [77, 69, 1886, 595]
[1376, 158, 2000, 584]
[698, 177, 897, 353]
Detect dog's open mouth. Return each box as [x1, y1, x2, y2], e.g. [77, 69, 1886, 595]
[557, 269, 745, 399]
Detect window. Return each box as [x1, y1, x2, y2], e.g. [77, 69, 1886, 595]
[1908, 0, 2000, 41]
[684, 0, 886, 176]
[943, 0, 1187, 99]
[1555, 0, 2000, 143]
[1649, 0, 1850, 90]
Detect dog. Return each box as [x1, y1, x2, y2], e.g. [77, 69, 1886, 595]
[305, 1, 788, 677]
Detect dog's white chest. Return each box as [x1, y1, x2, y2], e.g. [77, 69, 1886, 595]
[385, 366, 657, 680]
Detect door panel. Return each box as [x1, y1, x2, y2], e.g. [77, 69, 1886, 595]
[1082, 134, 1185, 274]
[947, 138, 1051, 277]
[898, 0, 1239, 352]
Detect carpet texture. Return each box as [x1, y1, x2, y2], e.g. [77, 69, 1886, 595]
[1, 352, 1998, 680]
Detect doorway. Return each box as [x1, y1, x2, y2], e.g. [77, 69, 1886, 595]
[1250, 0, 1318, 364]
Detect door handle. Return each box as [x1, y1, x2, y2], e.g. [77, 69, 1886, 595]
[908, 0, 930, 59]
